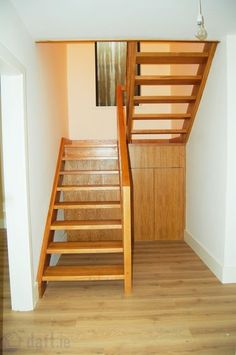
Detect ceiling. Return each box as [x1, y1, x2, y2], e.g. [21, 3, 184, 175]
[10, 0, 236, 41]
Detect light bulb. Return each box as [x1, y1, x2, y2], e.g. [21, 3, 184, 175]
[195, 0, 208, 40]
[195, 23, 208, 40]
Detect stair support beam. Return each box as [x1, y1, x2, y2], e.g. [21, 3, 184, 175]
[37, 137, 71, 297]
[126, 41, 137, 142]
[183, 42, 218, 142]
[122, 185, 132, 295]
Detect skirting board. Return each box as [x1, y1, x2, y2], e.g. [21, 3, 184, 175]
[184, 230, 236, 284]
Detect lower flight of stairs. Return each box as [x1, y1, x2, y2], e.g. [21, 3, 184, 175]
[37, 138, 131, 297]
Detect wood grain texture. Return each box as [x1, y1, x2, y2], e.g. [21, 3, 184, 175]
[47, 240, 123, 254]
[126, 42, 137, 139]
[154, 168, 184, 240]
[51, 220, 122, 230]
[135, 75, 202, 85]
[2, 231, 236, 355]
[131, 129, 187, 135]
[136, 51, 209, 64]
[43, 265, 124, 281]
[133, 95, 196, 104]
[133, 113, 191, 120]
[129, 144, 185, 241]
[117, 85, 132, 293]
[63, 145, 121, 242]
[129, 144, 185, 168]
[132, 169, 155, 241]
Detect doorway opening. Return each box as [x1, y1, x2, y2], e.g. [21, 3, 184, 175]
[0, 44, 35, 311]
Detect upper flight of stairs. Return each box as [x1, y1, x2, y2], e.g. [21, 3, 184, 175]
[37, 138, 131, 297]
[126, 40, 218, 143]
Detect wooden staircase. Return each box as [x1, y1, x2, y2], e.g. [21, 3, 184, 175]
[37, 98, 131, 297]
[37, 40, 218, 298]
[126, 40, 218, 143]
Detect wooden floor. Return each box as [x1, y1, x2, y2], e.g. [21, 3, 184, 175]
[1, 230, 236, 354]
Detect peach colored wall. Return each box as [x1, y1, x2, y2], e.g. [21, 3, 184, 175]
[37, 43, 68, 139]
[67, 43, 117, 140]
[67, 43, 172, 140]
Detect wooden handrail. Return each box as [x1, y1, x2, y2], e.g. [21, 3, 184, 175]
[37, 137, 71, 297]
[116, 84, 132, 294]
[117, 85, 131, 187]
[126, 41, 137, 142]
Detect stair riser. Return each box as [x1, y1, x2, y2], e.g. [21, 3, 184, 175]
[50, 226, 122, 231]
[67, 230, 122, 242]
[62, 175, 119, 186]
[47, 249, 123, 254]
[54, 205, 121, 210]
[65, 140, 117, 148]
[62, 191, 120, 203]
[64, 160, 118, 171]
[42, 275, 124, 281]
[63, 209, 122, 221]
[64, 147, 118, 157]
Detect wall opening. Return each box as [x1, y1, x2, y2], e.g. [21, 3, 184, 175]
[0, 45, 35, 311]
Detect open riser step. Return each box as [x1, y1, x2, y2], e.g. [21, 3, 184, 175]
[37, 139, 132, 297]
[126, 40, 218, 143]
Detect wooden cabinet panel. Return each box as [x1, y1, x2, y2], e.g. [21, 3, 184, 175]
[154, 168, 184, 240]
[130, 144, 185, 241]
[132, 169, 155, 241]
[129, 145, 185, 169]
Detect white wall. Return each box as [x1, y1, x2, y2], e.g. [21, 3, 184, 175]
[185, 35, 236, 283]
[224, 35, 236, 282]
[0, 0, 68, 309]
[67, 43, 117, 140]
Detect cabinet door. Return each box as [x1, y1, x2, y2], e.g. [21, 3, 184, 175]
[132, 169, 155, 241]
[154, 168, 184, 240]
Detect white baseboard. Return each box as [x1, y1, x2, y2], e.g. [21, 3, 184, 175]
[184, 230, 223, 282]
[222, 266, 236, 283]
[185, 230, 236, 284]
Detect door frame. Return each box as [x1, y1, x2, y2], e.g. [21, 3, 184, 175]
[0, 43, 36, 311]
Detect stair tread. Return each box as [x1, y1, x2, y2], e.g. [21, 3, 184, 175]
[135, 75, 202, 85]
[133, 113, 191, 120]
[134, 95, 196, 103]
[42, 265, 124, 281]
[60, 170, 119, 175]
[62, 156, 118, 161]
[47, 241, 123, 254]
[131, 129, 187, 135]
[50, 220, 122, 230]
[54, 201, 121, 209]
[57, 184, 120, 191]
[66, 140, 117, 148]
[136, 52, 208, 64]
